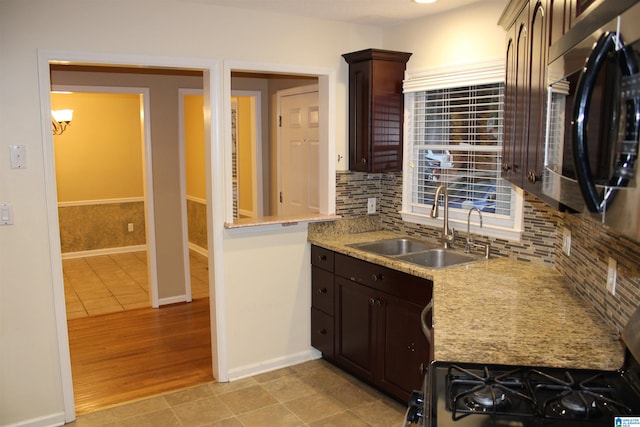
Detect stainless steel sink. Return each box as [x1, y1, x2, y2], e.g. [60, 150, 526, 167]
[348, 238, 435, 256]
[396, 249, 478, 269]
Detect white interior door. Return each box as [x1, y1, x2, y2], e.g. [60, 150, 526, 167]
[278, 85, 319, 216]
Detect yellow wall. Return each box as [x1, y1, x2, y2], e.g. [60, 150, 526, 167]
[184, 94, 206, 200]
[52, 92, 143, 202]
[237, 96, 254, 214]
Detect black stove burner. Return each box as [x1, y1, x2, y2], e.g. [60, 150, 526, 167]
[531, 369, 634, 420]
[447, 365, 538, 419]
[469, 385, 508, 409]
[559, 390, 592, 414]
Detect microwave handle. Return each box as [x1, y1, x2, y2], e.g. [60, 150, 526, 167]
[572, 32, 640, 213]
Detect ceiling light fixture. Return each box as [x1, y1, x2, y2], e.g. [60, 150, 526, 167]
[413, 0, 437, 3]
[52, 109, 73, 135]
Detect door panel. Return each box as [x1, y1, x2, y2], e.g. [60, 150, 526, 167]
[279, 87, 319, 215]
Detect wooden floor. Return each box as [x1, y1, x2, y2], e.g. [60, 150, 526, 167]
[67, 298, 213, 415]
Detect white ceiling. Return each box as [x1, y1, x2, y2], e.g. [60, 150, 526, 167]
[182, 0, 487, 26]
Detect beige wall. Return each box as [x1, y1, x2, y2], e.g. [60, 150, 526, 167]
[383, 0, 508, 72]
[1, 1, 381, 424]
[0, 0, 509, 425]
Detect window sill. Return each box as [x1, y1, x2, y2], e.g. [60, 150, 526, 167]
[399, 210, 523, 242]
[224, 213, 341, 230]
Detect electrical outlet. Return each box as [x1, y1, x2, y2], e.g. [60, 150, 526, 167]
[607, 257, 617, 295]
[562, 228, 571, 256]
[128, 223, 134, 232]
[367, 197, 377, 214]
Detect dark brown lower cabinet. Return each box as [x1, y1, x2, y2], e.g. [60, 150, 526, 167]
[310, 246, 432, 403]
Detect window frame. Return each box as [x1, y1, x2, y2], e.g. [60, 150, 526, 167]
[400, 60, 524, 241]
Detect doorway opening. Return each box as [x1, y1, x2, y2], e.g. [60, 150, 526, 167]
[42, 57, 221, 421]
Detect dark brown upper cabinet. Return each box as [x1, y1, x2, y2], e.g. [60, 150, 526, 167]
[500, 0, 565, 197]
[342, 49, 412, 173]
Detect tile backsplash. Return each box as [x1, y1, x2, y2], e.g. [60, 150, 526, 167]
[329, 170, 640, 333]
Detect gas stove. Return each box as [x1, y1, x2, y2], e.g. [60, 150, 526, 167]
[425, 357, 640, 426]
[406, 305, 640, 427]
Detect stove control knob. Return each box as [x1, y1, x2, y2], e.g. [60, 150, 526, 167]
[405, 390, 424, 425]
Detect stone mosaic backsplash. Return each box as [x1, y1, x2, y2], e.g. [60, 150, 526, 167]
[335, 171, 560, 265]
[328, 170, 640, 333]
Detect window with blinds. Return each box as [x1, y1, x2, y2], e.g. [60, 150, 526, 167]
[401, 61, 523, 240]
[408, 83, 510, 216]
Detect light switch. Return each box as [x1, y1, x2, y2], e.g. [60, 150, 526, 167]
[10, 145, 27, 169]
[0, 203, 13, 225]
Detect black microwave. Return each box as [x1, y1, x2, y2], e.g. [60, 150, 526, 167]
[544, 0, 640, 242]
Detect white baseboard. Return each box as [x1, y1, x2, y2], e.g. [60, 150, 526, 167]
[4, 412, 66, 427]
[226, 349, 322, 382]
[61, 245, 146, 260]
[158, 295, 188, 306]
[188, 242, 208, 257]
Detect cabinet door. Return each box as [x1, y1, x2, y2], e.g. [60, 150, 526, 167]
[550, 0, 573, 45]
[348, 62, 373, 172]
[503, 27, 516, 182]
[334, 277, 376, 382]
[312, 266, 334, 315]
[311, 307, 334, 359]
[513, 7, 529, 188]
[503, 5, 529, 188]
[524, 0, 548, 193]
[377, 294, 430, 402]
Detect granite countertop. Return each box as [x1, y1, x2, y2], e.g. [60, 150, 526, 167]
[309, 230, 626, 371]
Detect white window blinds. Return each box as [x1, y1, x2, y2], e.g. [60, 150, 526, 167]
[408, 83, 510, 216]
[401, 60, 523, 239]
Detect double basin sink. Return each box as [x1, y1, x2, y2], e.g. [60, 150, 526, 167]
[347, 237, 479, 269]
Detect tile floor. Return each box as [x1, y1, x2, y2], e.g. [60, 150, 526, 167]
[66, 359, 407, 427]
[63, 250, 210, 319]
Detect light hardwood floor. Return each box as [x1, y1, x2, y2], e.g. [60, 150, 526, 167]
[64, 250, 213, 414]
[68, 298, 213, 415]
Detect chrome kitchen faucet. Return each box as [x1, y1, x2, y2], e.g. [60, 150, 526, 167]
[430, 184, 455, 249]
[465, 207, 490, 258]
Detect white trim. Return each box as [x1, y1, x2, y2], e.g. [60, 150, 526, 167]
[61, 245, 146, 260]
[57, 197, 144, 207]
[227, 349, 321, 381]
[158, 294, 189, 306]
[3, 412, 65, 427]
[38, 49, 227, 421]
[403, 58, 505, 92]
[188, 242, 208, 257]
[186, 194, 207, 204]
[222, 60, 336, 226]
[139, 88, 159, 309]
[179, 88, 197, 304]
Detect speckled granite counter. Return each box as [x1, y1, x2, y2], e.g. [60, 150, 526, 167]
[309, 230, 626, 371]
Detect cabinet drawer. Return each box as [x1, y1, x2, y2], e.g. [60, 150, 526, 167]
[335, 253, 431, 304]
[311, 245, 334, 272]
[312, 267, 334, 315]
[311, 307, 334, 359]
